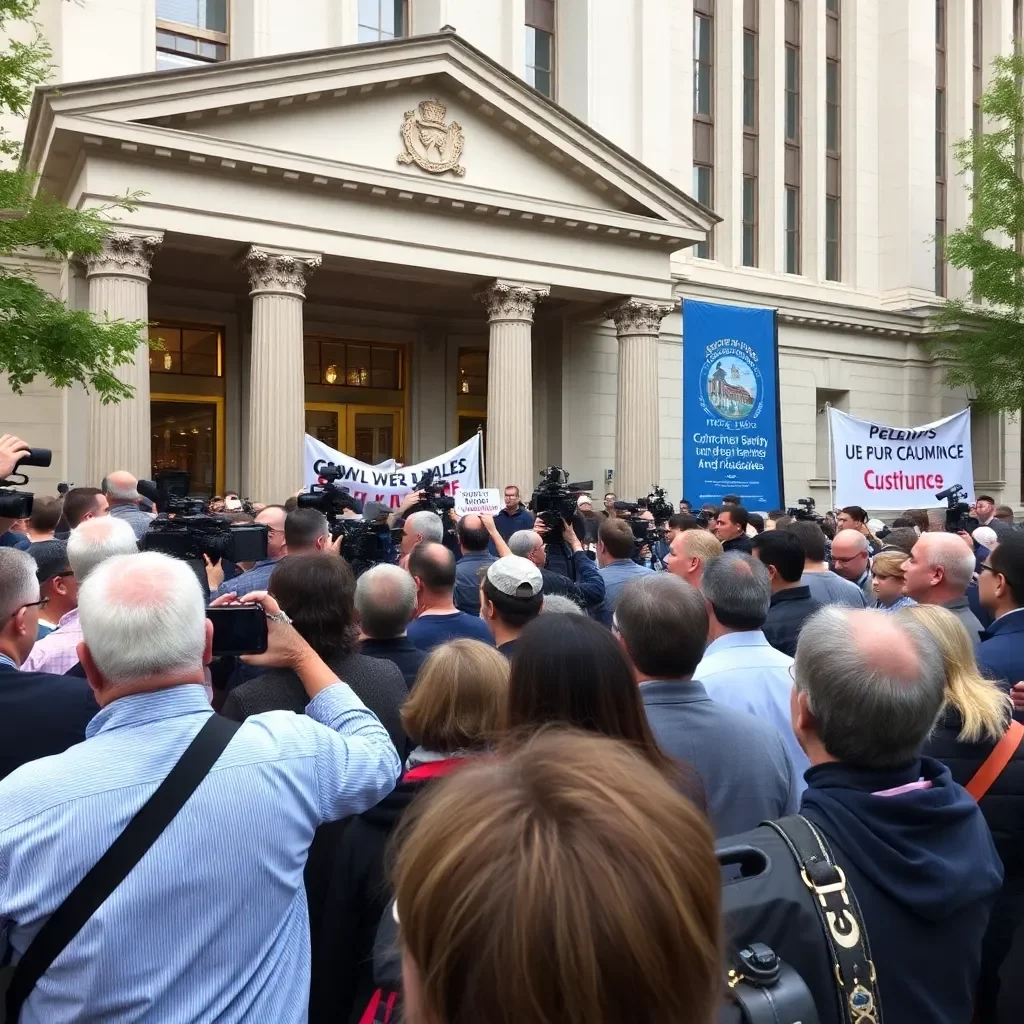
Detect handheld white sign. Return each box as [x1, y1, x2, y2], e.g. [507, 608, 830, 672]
[454, 488, 502, 516]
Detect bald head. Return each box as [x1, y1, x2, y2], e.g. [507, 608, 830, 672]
[67, 515, 138, 581]
[831, 528, 871, 582]
[356, 563, 417, 637]
[407, 540, 456, 593]
[102, 471, 140, 503]
[794, 606, 945, 768]
[901, 531, 976, 603]
[457, 514, 490, 553]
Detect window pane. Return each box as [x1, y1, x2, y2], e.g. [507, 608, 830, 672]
[150, 326, 181, 374]
[181, 329, 219, 376]
[346, 345, 372, 387]
[695, 63, 712, 116]
[743, 223, 756, 268]
[785, 45, 798, 91]
[533, 28, 552, 72]
[695, 14, 712, 62]
[371, 347, 400, 390]
[157, 0, 226, 32]
[358, 0, 379, 28]
[786, 188, 799, 231]
[304, 340, 319, 385]
[743, 176, 756, 221]
[693, 165, 712, 206]
[322, 342, 346, 386]
[151, 401, 217, 496]
[459, 350, 488, 396]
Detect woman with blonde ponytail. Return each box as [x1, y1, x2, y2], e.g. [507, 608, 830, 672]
[901, 604, 1024, 1022]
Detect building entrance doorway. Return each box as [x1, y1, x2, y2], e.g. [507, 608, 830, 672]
[305, 403, 404, 464]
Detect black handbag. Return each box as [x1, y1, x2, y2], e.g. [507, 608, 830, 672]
[3, 713, 239, 1022]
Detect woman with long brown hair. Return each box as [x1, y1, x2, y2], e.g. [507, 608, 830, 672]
[393, 731, 724, 1024]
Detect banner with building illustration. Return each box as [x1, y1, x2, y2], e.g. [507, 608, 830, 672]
[828, 407, 975, 509]
[303, 433, 482, 507]
[682, 300, 783, 510]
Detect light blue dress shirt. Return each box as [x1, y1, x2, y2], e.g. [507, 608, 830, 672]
[213, 557, 281, 601]
[0, 683, 400, 1023]
[599, 559, 653, 613]
[694, 631, 810, 790]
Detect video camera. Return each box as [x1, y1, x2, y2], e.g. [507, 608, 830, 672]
[613, 486, 675, 563]
[298, 470, 395, 574]
[138, 479, 268, 564]
[786, 497, 822, 523]
[0, 446, 51, 520]
[936, 483, 979, 535]
[531, 466, 594, 535]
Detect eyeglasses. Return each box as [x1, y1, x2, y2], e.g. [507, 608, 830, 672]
[19, 597, 49, 614]
[47, 571, 73, 581]
[979, 563, 999, 575]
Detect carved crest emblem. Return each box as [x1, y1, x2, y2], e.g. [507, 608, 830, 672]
[397, 99, 466, 177]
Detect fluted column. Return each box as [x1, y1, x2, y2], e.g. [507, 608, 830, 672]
[84, 230, 163, 482]
[243, 246, 321, 502]
[475, 281, 549, 493]
[606, 299, 674, 501]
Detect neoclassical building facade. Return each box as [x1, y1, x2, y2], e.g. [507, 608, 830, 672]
[1, 0, 1020, 510]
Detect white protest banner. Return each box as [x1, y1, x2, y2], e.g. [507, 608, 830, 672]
[303, 433, 482, 508]
[454, 488, 502, 516]
[829, 407, 975, 509]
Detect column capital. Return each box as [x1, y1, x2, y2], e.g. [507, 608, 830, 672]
[604, 298, 675, 337]
[474, 281, 550, 323]
[82, 230, 163, 282]
[243, 246, 321, 298]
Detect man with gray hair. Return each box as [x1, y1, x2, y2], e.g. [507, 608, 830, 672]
[615, 574, 798, 836]
[508, 527, 605, 616]
[0, 550, 400, 1023]
[399, 509, 444, 563]
[901, 531, 983, 642]
[355, 563, 427, 688]
[694, 553, 809, 782]
[723, 606, 1003, 1024]
[102, 470, 155, 540]
[22, 514, 138, 676]
[0, 548, 96, 780]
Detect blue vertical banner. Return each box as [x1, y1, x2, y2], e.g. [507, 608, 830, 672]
[682, 300, 783, 509]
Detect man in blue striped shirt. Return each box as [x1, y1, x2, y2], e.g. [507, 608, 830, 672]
[0, 550, 400, 1023]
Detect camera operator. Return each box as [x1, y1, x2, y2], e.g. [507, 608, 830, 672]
[0, 433, 33, 550]
[211, 504, 287, 599]
[507, 524, 606, 618]
[0, 551, 400, 1023]
[0, 547, 98, 780]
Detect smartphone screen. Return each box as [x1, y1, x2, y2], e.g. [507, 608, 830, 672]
[207, 605, 269, 657]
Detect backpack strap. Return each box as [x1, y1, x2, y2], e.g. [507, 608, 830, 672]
[5, 713, 240, 1022]
[966, 720, 1024, 802]
[764, 815, 882, 1024]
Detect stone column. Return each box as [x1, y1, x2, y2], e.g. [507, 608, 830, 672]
[83, 230, 163, 483]
[243, 246, 321, 503]
[475, 281, 549, 494]
[606, 299, 673, 501]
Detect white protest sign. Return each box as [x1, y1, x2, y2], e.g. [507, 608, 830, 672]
[454, 488, 502, 516]
[303, 433, 482, 508]
[829, 407, 975, 509]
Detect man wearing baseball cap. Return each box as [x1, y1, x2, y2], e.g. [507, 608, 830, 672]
[479, 555, 544, 659]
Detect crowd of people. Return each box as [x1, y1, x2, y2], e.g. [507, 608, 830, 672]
[1, 428, 1023, 1023]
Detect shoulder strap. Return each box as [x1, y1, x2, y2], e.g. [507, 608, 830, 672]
[764, 815, 882, 1024]
[5, 713, 240, 1022]
[966, 720, 1024, 802]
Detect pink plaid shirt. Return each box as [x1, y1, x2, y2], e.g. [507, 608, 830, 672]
[22, 608, 83, 676]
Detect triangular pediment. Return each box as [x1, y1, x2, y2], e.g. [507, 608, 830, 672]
[24, 31, 716, 241]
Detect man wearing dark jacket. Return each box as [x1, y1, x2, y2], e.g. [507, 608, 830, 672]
[752, 530, 822, 656]
[353, 563, 426, 690]
[489, 485, 534, 553]
[452, 514, 495, 617]
[720, 606, 1003, 1024]
[712, 505, 753, 554]
[977, 532, 1024, 688]
[0, 548, 97, 780]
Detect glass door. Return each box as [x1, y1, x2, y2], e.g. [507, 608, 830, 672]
[305, 404, 404, 463]
[151, 395, 224, 496]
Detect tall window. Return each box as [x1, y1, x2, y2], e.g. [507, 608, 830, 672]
[525, 0, 556, 98]
[742, 0, 758, 267]
[784, 0, 801, 274]
[156, 0, 228, 70]
[693, 0, 715, 259]
[357, 0, 408, 43]
[936, 0, 948, 296]
[825, 0, 841, 281]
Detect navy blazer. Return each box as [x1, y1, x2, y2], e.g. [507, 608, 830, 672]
[977, 610, 1024, 688]
[0, 661, 99, 780]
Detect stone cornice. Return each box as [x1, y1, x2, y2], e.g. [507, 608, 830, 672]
[474, 281, 550, 322]
[243, 246, 321, 297]
[81, 230, 163, 281]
